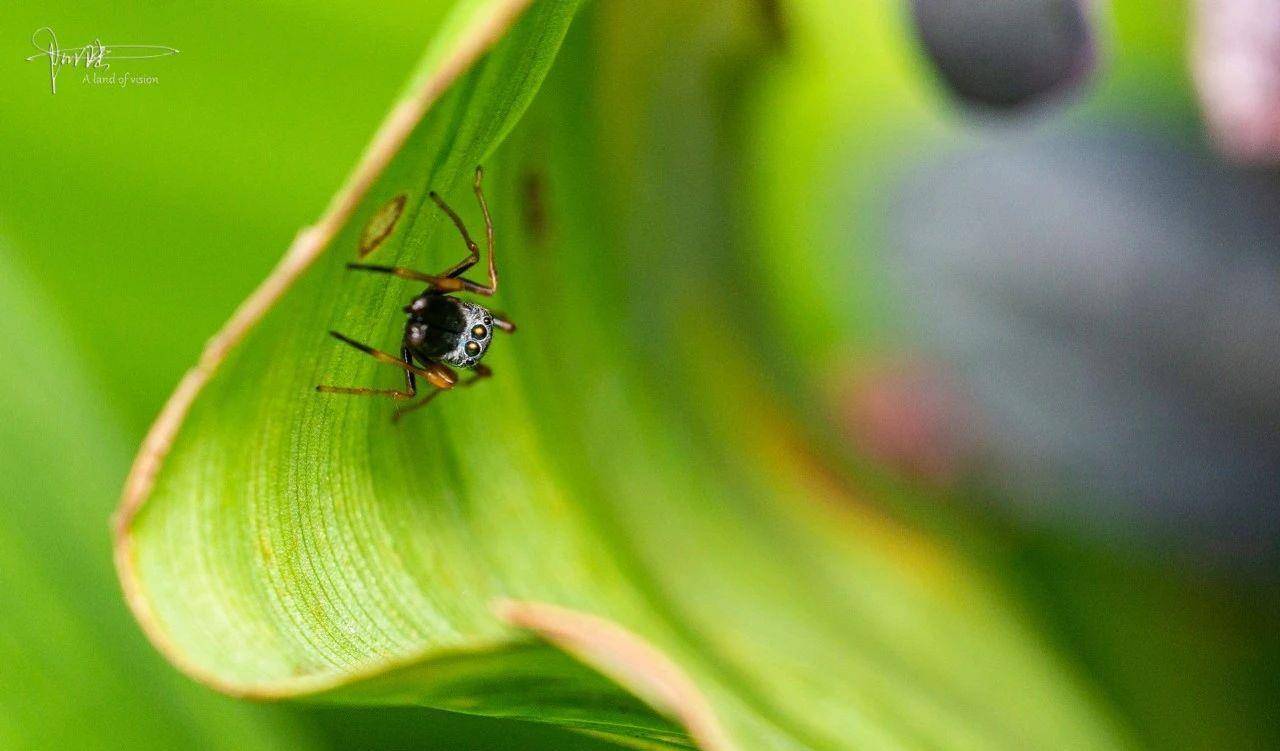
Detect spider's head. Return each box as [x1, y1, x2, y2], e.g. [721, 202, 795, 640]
[405, 296, 494, 369]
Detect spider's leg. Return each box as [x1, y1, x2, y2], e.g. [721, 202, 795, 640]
[392, 364, 491, 422]
[317, 332, 456, 395]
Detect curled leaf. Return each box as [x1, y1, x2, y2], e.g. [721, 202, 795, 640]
[115, 1, 1134, 749]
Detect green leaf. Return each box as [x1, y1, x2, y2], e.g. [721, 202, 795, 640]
[115, 1, 1134, 749]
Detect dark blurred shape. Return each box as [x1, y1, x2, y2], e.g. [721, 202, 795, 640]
[1193, 0, 1280, 163]
[889, 130, 1280, 568]
[753, 0, 787, 47]
[910, 0, 1096, 109]
[520, 165, 552, 246]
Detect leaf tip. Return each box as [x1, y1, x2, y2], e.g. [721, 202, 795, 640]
[494, 599, 737, 751]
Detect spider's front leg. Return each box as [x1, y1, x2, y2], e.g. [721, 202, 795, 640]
[316, 331, 456, 400]
[344, 263, 495, 297]
[348, 166, 500, 296]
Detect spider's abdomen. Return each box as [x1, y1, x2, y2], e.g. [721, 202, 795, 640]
[405, 294, 494, 368]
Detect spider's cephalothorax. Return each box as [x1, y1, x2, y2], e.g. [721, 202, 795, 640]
[316, 166, 516, 421]
[405, 295, 495, 368]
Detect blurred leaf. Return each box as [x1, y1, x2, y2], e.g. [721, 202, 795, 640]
[114, 1, 1137, 750]
[0, 247, 319, 751]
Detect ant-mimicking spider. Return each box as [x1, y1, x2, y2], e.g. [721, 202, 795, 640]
[317, 166, 515, 421]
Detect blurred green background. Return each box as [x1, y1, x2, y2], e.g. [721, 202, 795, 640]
[1, 0, 1276, 749]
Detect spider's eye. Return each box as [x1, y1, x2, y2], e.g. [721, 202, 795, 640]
[465, 341, 481, 356]
[471, 324, 488, 339]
